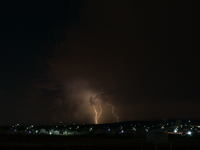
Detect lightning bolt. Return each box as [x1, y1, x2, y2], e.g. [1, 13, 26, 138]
[98, 105, 102, 120]
[107, 103, 119, 122]
[93, 104, 102, 124]
[93, 106, 98, 124]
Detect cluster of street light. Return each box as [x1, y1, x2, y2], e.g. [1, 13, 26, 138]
[5, 120, 199, 137]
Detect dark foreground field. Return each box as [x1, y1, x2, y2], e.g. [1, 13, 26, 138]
[0, 134, 200, 150]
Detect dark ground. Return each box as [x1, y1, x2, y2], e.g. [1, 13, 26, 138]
[0, 134, 200, 150]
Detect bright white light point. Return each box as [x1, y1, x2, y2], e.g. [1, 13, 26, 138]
[188, 131, 191, 135]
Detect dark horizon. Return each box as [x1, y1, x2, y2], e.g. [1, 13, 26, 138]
[0, 0, 200, 125]
[1, 117, 199, 127]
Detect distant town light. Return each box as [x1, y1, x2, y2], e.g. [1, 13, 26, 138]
[174, 129, 178, 133]
[187, 131, 192, 135]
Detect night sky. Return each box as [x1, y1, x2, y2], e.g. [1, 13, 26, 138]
[1, 0, 200, 125]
